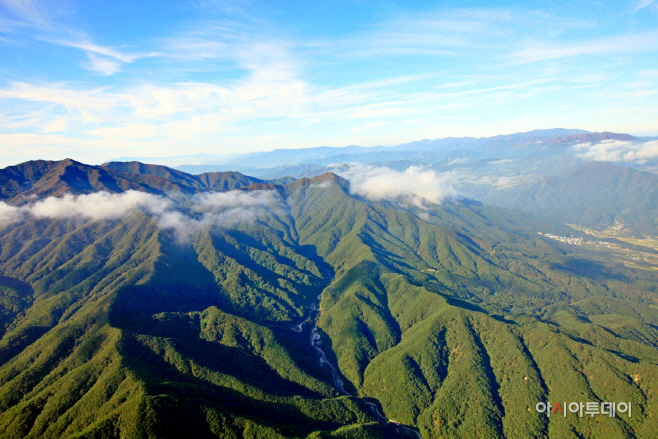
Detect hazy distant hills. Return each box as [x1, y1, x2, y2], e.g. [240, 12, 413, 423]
[483, 161, 658, 237]
[2, 158, 658, 437]
[395, 128, 589, 152]
[164, 129, 646, 183]
[109, 128, 594, 176]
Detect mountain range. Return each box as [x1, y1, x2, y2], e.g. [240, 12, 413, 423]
[111, 128, 590, 173]
[1, 156, 658, 438]
[158, 130, 658, 202]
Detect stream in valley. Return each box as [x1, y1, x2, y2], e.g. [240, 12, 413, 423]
[292, 297, 422, 439]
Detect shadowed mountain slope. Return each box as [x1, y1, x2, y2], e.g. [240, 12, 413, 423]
[103, 160, 271, 191]
[1, 159, 281, 206]
[101, 161, 207, 188]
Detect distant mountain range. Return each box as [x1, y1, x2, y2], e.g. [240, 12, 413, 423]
[161, 129, 652, 182]
[110, 128, 592, 174]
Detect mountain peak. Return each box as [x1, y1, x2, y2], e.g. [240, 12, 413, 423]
[303, 172, 350, 189]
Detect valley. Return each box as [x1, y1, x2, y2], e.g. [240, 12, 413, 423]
[566, 224, 658, 272]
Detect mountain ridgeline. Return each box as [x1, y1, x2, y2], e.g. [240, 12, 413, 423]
[0, 159, 274, 201]
[1, 159, 658, 438]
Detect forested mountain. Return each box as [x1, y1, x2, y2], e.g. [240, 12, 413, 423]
[0, 159, 276, 202]
[1, 159, 658, 438]
[483, 161, 658, 237]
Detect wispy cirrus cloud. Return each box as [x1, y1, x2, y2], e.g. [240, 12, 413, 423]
[0, 0, 150, 75]
[509, 30, 658, 64]
[53, 39, 157, 75]
[38, 37, 153, 76]
[340, 8, 594, 60]
[0, 0, 62, 30]
[339, 9, 512, 59]
[633, 0, 656, 12]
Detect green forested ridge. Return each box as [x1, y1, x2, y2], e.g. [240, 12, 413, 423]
[0, 160, 657, 438]
[0, 159, 282, 203]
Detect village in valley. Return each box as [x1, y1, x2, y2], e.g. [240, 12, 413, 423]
[557, 224, 658, 272]
[538, 232, 583, 245]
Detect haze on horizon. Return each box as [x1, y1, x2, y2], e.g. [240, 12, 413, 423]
[0, 0, 657, 167]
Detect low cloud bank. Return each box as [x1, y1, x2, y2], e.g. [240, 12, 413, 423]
[180, 189, 280, 233]
[574, 140, 658, 163]
[0, 203, 21, 227]
[475, 175, 514, 186]
[334, 164, 458, 209]
[446, 158, 468, 165]
[0, 189, 281, 239]
[194, 190, 278, 210]
[29, 191, 171, 220]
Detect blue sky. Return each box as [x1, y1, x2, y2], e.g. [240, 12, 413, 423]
[0, 0, 657, 166]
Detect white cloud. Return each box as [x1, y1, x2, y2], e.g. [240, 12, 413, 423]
[83, 53, 122, 76]
[0, 81, 126, 124]
[495, 176, 514, 186]
[334, 164, 458, 209]
[0, 0, 147, 74]
[0, 188, 282, 239]
[620, 140, 658, 162]
[29, 190, 172, 220]
[475, 175, 515, 186]
[55, 40, 158, 75]
[309, 181, 331, 189]
[0, 202, 21, 227]
[40, 116, 69, 133]
[58, 40, 146, 63]
[574, 140, 658, 162]
[194, 189, 277, 210]
[190, 189, 281, 231]
[488, 159, 515, 165]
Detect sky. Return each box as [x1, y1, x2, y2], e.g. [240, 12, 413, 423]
[0, 0, 657, 167]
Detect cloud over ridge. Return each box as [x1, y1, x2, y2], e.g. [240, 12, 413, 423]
[28, 191, 171, 220]
[0, 189, 281, 239]
[334, 164, 458, 209]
